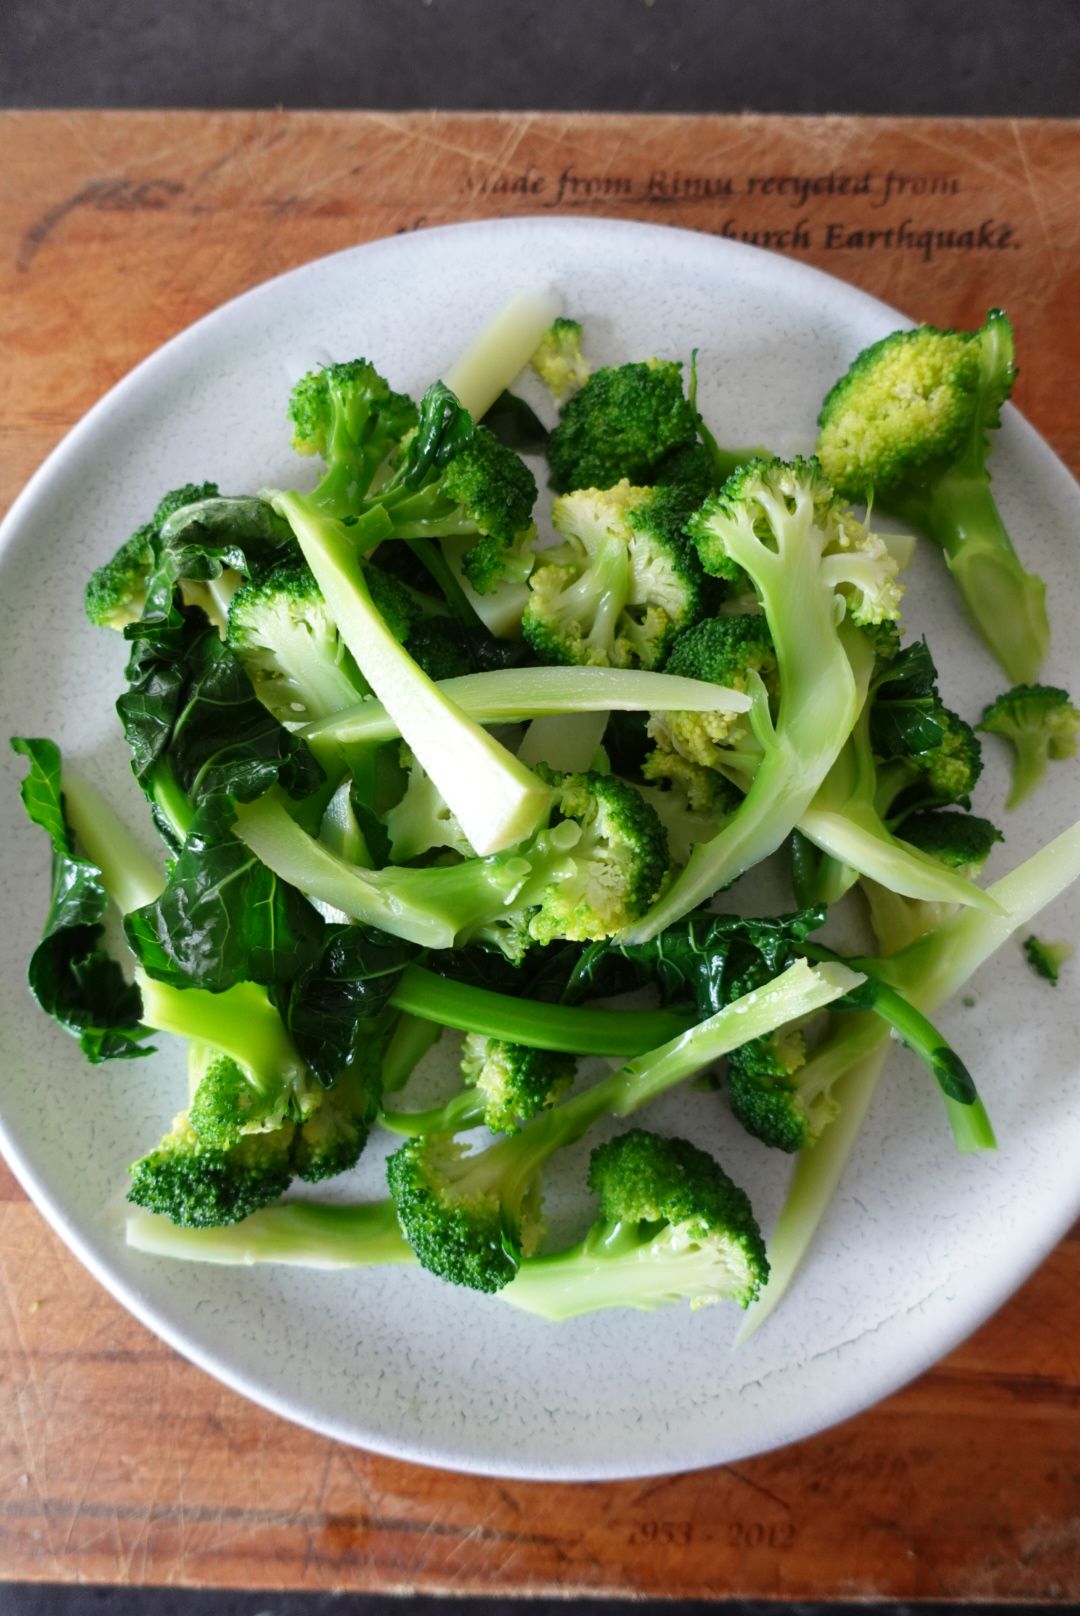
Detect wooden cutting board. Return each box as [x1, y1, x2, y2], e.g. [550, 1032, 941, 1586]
[1, 111, 1077, 1600]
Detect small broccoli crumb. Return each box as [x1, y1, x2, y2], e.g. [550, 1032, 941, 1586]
[1022, 935, 1073, 986]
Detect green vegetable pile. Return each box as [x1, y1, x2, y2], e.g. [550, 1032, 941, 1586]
[12, 295, 1080, 1331]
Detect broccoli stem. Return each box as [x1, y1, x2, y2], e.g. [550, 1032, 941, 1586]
[232, 790, 532, 949]
[127, 1198, 413, 1267]
[738, 817, 1080, 1340]
[798, 803, 1000, 911]
[518, 711, 608, 771]
[136, 973, 307, 1099]
[381, 1087, 487, 1137]
[902, 474, 1049, 686]
[381, 1012, 442, 1093]
[442, 289, 563, 420]
[387, 964, 694, 1055]
[275, 492, 551, 856]
[61, 772, 164, 914]
[301, 666, 751, 750]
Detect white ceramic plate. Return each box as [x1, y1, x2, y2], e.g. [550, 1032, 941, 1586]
[1, 218, 1078, 1481]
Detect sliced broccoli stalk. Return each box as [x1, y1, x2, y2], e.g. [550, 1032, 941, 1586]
[797, 699, 999, 914]
[272, 491, 551, 856]
[383, 1034, 575, 1137]
[233, 767, 670, 958]
[817, 311, 1048, 683]
[387, 957, 859, 1292]
[523, 481, 702, 670]
[979, 684, 1079, 809]
[624, 457, 904, 941]
[547, 360, 701, 493]
[387, 964, 694, 1056]
[861, 809, 1003, 954]
[126, 1196, 413, 1268]
[737, 817, 1080, 1341]
[503, 1129, 768, 1319]
[442, 289, 564, 421]
[530, 317, 591, 402]
[288, 358, 417, 514]
[1022, 934, 1073, 985]
[301, 664, 751, 753]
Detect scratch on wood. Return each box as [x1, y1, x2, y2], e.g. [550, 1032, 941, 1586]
[17, 179, 184, 272]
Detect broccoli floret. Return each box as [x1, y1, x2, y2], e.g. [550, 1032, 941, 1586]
[85, 481, 219, 630]
[188, 1046, 285, 1146]
[387, 955, 853, 1292]
[291, 1060, 382, 1183]
[382, 1033, 576, 1137]
[128, 1112, 296, 1228]
[386, 1130, 547, 1291]
[530, 317, 590, 402]
[234, 767, 670, 958]
[504, 1129, 769, 1318]
[1022, 934, 1073, 985]
[726, 1028, 831, 1152]
[817, 311, 1048, 683]
[648, 615, 777, 767]
[523, 481, 702, 669]
[403, 617, 472, 681]
[547, 361, 700, 493]
[288, 358, 417, 512]
[632, 765, 743, 863]
[460, 1034, 575, 1133]
[979, 684, 1079, 809]
[226, 560, 369, 727]
[625, 458, 904, 940]
[868, 642, 985, 812]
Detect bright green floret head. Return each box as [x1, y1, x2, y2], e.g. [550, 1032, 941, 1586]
[530, 317, 590, 402]
[523, 480, 702, 669]
[386, 1132, 545, 1293]
[726, 1027, 833, 1153]
[689, 456, 905, 627]
[290, 1062, 381, 1183]
[979, 684, 1079, 808]
[1022, 934, 1073, 986]
[440, 426, 539, 593]
[460, 1034, 575, 1133]
[288, 358, 417, 491]
[816, 315, 1014, 500]
[648, 614, 777, 765]
[226, 559, 369, 725]
[187, 1047, 283, 1148]
[547, 360, 700, 493]
[914, 707, 983, 802]
[585, 1129, 770, 1310]
[524, 766, 671, 946]
[899, 809, 1003, 876]
[127, 1112, 295, 1228]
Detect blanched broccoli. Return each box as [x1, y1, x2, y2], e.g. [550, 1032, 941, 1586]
[817, 311, 1048, 683]
[1022, 934, 1073, 985]
[625, 457, 904, 940]
[861, 809, 1003, 954]
[383, 1034, 576, 1136]
[386, 957, 858, 1291]
[633, 762, 743, 863]
[288, 358, 417, 513]
[503, 1129, 769, 1319]
[384, 747, 473, 862]
[85, 481, 219, 629]
[530, 317, 590, 402]
[978, 684, 1079, 808]
[234, 767, 671, 958]
[647, 614, 777, 770]
[128, 1113, 296, 1229]
[523, 481, 702, 670]
[726, 1028, 824, 1153]
[547, 361, 700, 493]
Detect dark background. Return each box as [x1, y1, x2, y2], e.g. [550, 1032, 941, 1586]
[2, 0, 1079, 117]
[2, 1, 1077, 1611]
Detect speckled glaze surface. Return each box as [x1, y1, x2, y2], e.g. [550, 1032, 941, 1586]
[1, 217, 1078, 1480]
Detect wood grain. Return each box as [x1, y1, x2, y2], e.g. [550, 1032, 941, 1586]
[1, 111, 1078, 1599]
